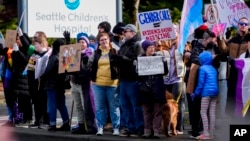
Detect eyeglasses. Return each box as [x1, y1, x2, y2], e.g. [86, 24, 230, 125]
[99, 38, 108, 42]
[239, 22, 249, 26]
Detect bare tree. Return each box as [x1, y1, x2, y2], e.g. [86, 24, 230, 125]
[133, 0, 140, 27]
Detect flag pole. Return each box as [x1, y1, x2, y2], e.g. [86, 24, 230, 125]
[210, 0, 222, 39]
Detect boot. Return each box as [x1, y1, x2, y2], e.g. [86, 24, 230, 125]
[58, 123, 70, 131]
[71, 123, 87, 134]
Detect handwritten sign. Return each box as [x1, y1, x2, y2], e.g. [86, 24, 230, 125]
[137, 56, 164, 76]
[216, 0, 250, 28]
[137, 9, 176, 41]
[5, 30, 17, 48]
[58, 44, 81, 74]
[212, 23, 227, 36]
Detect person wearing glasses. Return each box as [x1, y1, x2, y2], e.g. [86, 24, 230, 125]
[88, 32, 120, 136]
[218, 17, 249, 123]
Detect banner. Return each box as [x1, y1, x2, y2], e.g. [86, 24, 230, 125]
[234, 58, 250, 117]
[137, 56, 164, 76]
[216, 0, 250, 28]
[137, 9, 176, 41]
[58, 44, 81, 73]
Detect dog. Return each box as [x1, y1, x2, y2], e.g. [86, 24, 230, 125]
[162, 91, 179, 137]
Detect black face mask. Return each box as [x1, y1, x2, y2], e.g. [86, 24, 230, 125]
[206, 42, 217, 49]
[113, 36, 119, 42]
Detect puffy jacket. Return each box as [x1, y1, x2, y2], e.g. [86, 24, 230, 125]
[194, 51, 218, 97]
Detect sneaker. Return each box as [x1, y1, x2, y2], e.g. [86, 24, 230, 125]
[15, 121, 31, 128]
[189, 131, 200, 139]
[142, 130, 151, 139]
[113, 129, 120, 136]
[48, 125, 56, 131]
[38, 124, 49, 129]
[120, 130, 136, 137]
[96, 128, 103, 136]
[177, 130, 184, 135]
[153, 132, 160, 139]
[196, 134, 212, 140]
[29, 123, 39, 128]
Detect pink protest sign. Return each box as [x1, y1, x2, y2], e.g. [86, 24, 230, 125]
[212, 23, 226, 36]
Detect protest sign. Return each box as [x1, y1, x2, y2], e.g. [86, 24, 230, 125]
[5, 30, 17, 48]
[212, 23, 227, 36]
[137, 56, 164, 76]
[137, 9, 176, 41]
[216, 0, 250, 28]
[204, 4, 219, 28]
[58, 44, 81, 73]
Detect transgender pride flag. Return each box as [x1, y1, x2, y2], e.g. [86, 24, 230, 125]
[178, 0, 203, 54]
[234, 59, 250, 117]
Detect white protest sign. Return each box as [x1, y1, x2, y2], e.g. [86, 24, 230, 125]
[137, 9, 176, 41]
[137, 56, 164, 76]
[204, 4, 220, 28]
[216, 0, 250, 28]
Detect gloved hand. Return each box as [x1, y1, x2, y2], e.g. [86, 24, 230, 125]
[13, 43, 19, 51]
[190, 93, 196, 102]
[63, 31, 71, 45]
[81, 55, 89, 64]
[17, 27, 23, 36]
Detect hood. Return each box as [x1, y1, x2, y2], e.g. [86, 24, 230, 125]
[52, 39, 65, 55]
[199, 51, 213, 65]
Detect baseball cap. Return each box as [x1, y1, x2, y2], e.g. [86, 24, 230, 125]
[121, 24, 137, 33]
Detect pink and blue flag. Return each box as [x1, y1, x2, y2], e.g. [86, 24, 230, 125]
[178, 0, 203, 54]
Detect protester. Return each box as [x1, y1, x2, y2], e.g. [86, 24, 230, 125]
[88, 32, 120, 136]
[118, 24, 144, 137]
[70, 32, 96, 134]
[42, 39, 70, 131]
[138, 40, 167, 139]
[27, 31, 51, 128]
[156, 25, 186, 135]
[191, 51, 219, 140]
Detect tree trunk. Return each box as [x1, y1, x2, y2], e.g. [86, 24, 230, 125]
[133, 0, 140, 27]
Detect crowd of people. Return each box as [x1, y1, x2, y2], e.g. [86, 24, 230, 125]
[0, 15, 250, 140]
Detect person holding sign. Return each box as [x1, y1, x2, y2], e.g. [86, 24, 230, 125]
[88, 32, 120, 136]
[157, 26, 186, 135]
[42, 39, 70, 131]
[137, 40, 168, 139]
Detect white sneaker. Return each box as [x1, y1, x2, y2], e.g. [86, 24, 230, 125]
[96, 128, 103, 136]
[113, 129, 120, 136]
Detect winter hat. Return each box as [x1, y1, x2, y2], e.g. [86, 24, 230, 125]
[76, 32, 89, 46]
[141, 40, 154, 52]
[88, 34, 96, 42]
[112, 22, 126, 35]
[194, 24, 209, 39]
[98, 21, 111, 33]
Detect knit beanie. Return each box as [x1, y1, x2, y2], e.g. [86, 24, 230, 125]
[98, 21, 111, 33]
[88, 34, 96, 41]
[76, 32, 89, 46]
[112, 22, 126, 35]
[141, 40, 154, 52]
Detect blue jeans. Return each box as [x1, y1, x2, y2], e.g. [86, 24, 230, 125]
[92, 84, 120, 129]
[47, 89, 69, 126]
[218, 80, 228, 117]
[120, 80, 144, 132]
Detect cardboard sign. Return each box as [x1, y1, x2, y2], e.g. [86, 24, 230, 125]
[58, 44, 81, 74]
[5, 30, 17, 48]
[212, 23, 227, 37]
[137, 56, 164, 76]
[137, 9, 176, 41]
